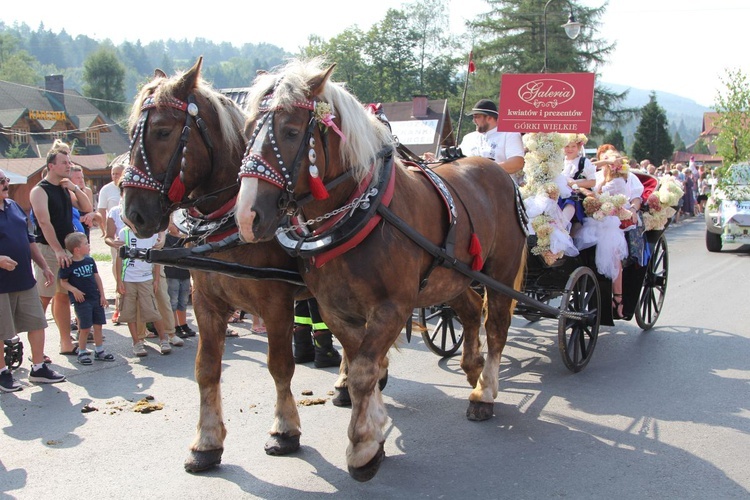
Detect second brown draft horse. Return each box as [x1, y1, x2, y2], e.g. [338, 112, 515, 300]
[235, 58, 527, 481]
[120, 58, 307, 472]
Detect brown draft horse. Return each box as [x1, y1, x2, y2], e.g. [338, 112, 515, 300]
[235, 58, 527, 481]
[120, 58, 310, 472]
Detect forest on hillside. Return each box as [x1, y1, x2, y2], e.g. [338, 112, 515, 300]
[0, 1, 708, 151]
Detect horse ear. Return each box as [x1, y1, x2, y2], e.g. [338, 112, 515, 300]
[309, 63, 337, 97]
[177, 56, 204, 93]
[154, 69, 167, 78]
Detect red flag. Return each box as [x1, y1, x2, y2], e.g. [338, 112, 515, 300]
[468, 50, 476, 74]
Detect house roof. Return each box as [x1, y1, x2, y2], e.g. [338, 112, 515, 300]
[701, 112, 720, 136]
[0, 153, 111, 181]
[0, 80, 129, 160]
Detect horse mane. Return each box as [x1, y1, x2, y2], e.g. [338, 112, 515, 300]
[244, 58, 395, 184]
[129, 69, 248, 158]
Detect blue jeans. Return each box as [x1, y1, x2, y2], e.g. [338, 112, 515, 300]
[167, 278, 190, 312]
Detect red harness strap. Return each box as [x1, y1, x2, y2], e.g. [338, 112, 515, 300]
[187, 195, 239, 243]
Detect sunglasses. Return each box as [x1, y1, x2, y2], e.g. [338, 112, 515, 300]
[0, 177, 10, 185]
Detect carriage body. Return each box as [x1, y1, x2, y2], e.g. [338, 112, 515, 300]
[421, 171, 670, 373]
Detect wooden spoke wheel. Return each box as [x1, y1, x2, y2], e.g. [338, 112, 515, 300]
[558, 267, 601, 373]
[419, 305, 464, 358]
[636, 234, 669, 330]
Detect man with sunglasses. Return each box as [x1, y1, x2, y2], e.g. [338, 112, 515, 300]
[0, 170, 66, 391]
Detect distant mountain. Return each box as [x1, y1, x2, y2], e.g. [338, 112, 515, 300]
[600, 82, 712, 148]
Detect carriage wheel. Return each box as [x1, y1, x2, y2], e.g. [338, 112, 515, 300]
[558, 267, 600, 373]
[636, 234, 669, 330]
[419, 305, 464, 358]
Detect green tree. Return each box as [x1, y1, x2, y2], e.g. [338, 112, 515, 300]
[713, 68, 750, 166]
[82, 47, 126, 119]
[0, 33, 40, 85]
[632, 92, 674, 164]
[468, 0, 636, 136]
[692, 138, 710, 155]
[6, 142, 30, 159]
[672, 130, 686, 151]
[602, 129, 625, 153]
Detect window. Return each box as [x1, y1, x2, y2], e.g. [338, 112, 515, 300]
[85, 130, 100, 146]
[52, 130, 67, 141]
[11, 128, 29, 144]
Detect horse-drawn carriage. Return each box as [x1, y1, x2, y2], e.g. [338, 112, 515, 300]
[419, 171, 669, 372]
[120, 57, 670, 482]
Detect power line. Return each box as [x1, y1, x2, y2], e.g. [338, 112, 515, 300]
[0, 78, 132, 106]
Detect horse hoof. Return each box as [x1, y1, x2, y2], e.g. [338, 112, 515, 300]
[332, 387, 351, 407]
[466, 401, 494, 421]
[264, 432, 300, 456]
[378, 371, 388, 392]
[184, 448, 223, 473]
[348, 443, 385, 482]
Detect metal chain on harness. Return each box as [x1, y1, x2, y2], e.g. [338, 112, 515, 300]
[276, 187, 379, 235]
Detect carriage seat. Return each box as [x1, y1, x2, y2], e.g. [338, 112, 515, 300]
[634, 172, 658, 205]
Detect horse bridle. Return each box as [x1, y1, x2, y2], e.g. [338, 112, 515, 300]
[121, 94, 219, 211]
[238, 93, 352, 215]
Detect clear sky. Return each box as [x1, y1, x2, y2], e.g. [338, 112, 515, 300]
[3, 0, 748, 107]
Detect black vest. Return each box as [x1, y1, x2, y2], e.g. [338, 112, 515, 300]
[34, 179, 74, 246]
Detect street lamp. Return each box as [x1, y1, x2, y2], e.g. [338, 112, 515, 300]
[542, 0, 582, 73]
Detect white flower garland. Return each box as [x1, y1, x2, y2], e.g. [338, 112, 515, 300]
[521, 132, 575, 265]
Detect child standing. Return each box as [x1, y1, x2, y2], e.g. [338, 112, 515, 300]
[59, 232, 114, 365]
[164, 220, 197, 338]
[116, 226, 172, 357]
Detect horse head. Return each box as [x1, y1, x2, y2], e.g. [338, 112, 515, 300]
[122, 57, 247, 237]
[235, 58, 393, 244]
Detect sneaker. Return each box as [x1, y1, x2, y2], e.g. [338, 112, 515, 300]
[168, 334, 184, 347]
[70, 320, 79, 332]
[29, 364, 66, 384]
[177, 325, 197, 338]
[160, 340, 172, 355]
[132, 341, 148, 357]
[94, 350, 115, 362]
[77, 350, 93, 365]
[0, 370, 22, 392]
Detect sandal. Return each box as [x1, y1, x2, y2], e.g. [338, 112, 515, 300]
[226, 329, 240, 337]
[77, 350, 93, 365]
[612, 293, 625, 319]
[251, 325, 267, 335]
[229, 311, 244, 324]
[59, 346, 79, 356]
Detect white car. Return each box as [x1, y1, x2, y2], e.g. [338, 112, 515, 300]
[705, 163, 750, 252]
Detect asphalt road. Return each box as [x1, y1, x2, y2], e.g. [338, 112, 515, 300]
[1, 216, 749, 499]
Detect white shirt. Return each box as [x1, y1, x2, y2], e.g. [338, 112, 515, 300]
[460, 130, 524, 164]
[118, 226, 158, 283]
[108, 205, 125, 236]
[97, 181, 121, 212]
[562, 156, 596, 181]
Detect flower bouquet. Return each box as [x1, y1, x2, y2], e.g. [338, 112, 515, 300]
[583, 193, 632, 221]
[642, 193, 676, 231]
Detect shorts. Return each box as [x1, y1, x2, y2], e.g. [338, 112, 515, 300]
[72, 299, 107, 330]
[118, 280, 162, 324]
[167, 278, 191, 311]
[697, 194, 708, 203]
[0, 287, 48, 340]
[35, 243, 67, 297]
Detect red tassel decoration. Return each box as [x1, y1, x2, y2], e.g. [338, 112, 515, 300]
[308, 165, 329, 200]
[167, 175, 186, 203]
[469, 233, 483, 271]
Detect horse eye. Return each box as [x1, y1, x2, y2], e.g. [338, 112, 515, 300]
[284, 127, 300, 140]
[155, 128, 171, 140]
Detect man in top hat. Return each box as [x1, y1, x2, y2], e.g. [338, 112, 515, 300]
[459, 98, 525, 177]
